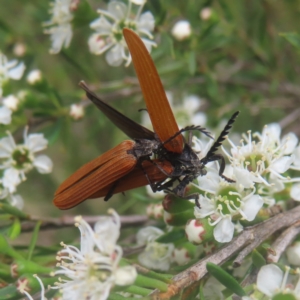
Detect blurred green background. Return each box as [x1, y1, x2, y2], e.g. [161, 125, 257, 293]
[0, 0, 299, 233]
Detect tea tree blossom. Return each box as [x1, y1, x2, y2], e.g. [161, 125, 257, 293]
[44, 0, 74, 54]
[53, 210, 137, 300]
[0, 52, 25, 96]
[190, 123, 300, 243]
[88, 0, 156, 66]
[223, 123, 299, 189]
[256, 264, 300, 298]
[0, 128, 52, 192]
[136, 226, 174, 271]
[193, 167, 263, 243]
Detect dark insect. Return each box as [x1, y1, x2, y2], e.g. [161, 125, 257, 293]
[53, 28, 239, 209]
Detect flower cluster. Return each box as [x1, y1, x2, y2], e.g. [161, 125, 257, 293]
[53, 210, 137, 299]
[0, 52, 25, 124]
[44, 0, 75, 54]
[0, 128, 52, 207]
[188, 123, 300, 243]
[88, 0, 156, 66]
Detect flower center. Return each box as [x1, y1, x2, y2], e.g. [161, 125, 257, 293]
[12, 146, 33, 170]
[244, 153, 267, 172]
[114, 20, 137, 41]
[216, 187, 240, 215]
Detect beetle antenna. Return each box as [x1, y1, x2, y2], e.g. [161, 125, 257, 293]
[202, 111, 239, 164]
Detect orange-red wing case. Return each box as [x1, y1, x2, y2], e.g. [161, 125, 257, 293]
[89, 159, 174, 199]
[123, 28, 184, 154]
[54, 140, 137, 209]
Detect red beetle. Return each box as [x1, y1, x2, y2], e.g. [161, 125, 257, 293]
[54, 28, 238, 209]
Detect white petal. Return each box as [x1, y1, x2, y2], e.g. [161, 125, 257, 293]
[107, 1, 127, 19]
[33, 155, 53, 174]
[137, 12, 155, 32]
[105, 44, 124, 66]
[0, 136, 15, 157]
[194, 196, 215, 218]
[282, 132, 298, 154]
[8, 62, 25, 80]
[271, 156, 294, 173]
[241, 194, 263, 221]
[114, 266, 137, 286]
[94, 215, 120, 253]
[25, 134, 48, 152]
[3, 95, 19, 111]
[214, 216, 234, 243]
[10, 194, 24, 210]
[262, 123, 281, 141]
[233, 167, 257, 188]
[136, 226, 164, 245]
[197, 168, 220, 193]
[257, 264, 283, 296]
[286, 241, 300, 266]
[130, 0, 146, 4]
[90, 16, 112, 33]
[293, 146, 300, 167]
[2, 168, 21, 193]
[0, 106, 12, 125]
[46, 23, 73, 54]
[291, 184, 300, 201]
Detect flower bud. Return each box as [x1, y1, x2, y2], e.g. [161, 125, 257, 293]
[171, 20, 191, 41]
[200, 7, 212, 20]
[3, 94, 20, 111]
[172, 247, 191, 266]
[69, 103, 84, 120]
[185, 218, 213, 244]
[26, 69, 42, 85]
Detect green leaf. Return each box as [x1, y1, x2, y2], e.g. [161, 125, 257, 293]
[156, 228, 185, 243]
[27, 221, 41, 261]
[206, 262, 246, 297]
[8, 218, 21, 240]
[0, 203, 28, 219]
[280, 32, 300, 50]
[0, 234, 24, 260]
[251, 249, 266, 268]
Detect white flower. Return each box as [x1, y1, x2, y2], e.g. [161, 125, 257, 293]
[44, 0, 74, 54]
[136, 226, 174, 271]
[88, 0, 156, 66]
[0, 128, 52, 188]
[171, 20, 192, 41]
[224, 124, 299, 188]
[194, 168, 264, 243]
[69, 103, 84, 120]
[53, 210, 137, 299]
[26, 69, 42, 85]
[0, 106, 12, 125]
[0, 52, 25, 96]
[256, 264, 300, 298]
